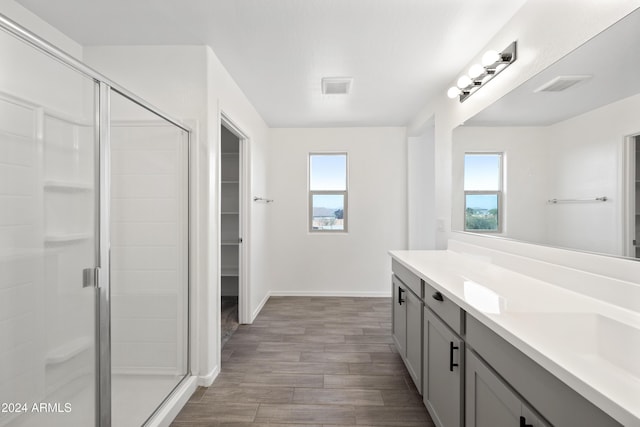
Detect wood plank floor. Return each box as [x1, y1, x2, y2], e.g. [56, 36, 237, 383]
[171, 296, 434, 426]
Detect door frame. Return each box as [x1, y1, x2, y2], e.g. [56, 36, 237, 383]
[623, 134, 638, 258]
[219, 112, 251, 324]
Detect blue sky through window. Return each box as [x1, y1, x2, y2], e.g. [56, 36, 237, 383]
[310, 154, 347, 190]
[464, 154, 501, 191]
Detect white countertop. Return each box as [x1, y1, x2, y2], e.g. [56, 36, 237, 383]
[389, 249, 640, 427]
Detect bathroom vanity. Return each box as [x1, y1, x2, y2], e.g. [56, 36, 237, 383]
[390, 242, 639, 427]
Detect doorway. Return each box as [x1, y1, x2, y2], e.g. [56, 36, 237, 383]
[220, 118, 248, 346]
[626, 135, 640, 258]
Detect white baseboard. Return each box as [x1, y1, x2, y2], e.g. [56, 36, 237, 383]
[269, 290, 391, 298]
[146, 375, 197, 427]
[251, 290, 272, 322]
[198, 365, 219, 387]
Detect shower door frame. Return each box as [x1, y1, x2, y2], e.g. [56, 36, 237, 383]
[0, 13, 193, 427]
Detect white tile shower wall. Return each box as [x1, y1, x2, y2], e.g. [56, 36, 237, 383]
[0, 3, 100, 425]
[110, 124, 187, 375]
[0, 96, 46, 425]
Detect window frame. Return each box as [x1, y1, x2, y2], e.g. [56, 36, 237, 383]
[463, 152, 504, 233]
[308, 152, 348, 233]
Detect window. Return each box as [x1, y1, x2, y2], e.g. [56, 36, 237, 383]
[309, 153, 348, 232]
[464, 153, 503, 232]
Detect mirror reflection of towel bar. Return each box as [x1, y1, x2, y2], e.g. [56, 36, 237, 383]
[253, 196, 273, 203]
[547, 196, 607, 204]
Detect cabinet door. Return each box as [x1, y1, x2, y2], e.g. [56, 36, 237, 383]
[405, 290, 423, 393]
[392, 276, 407, 356]
[466, 349, 549, 427]
[424, 308, 463, 427]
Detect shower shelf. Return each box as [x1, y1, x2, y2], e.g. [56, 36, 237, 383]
[221, 266, 239, 277]
[44, 180, 93, 192]
[44, 233, 91, 244]
[45, 336, 91, 366]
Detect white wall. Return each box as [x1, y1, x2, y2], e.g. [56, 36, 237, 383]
[408, 0, 640, 282]
[545, 92, 640, 255]
[410, 0, 640, 247]
[408, 122, 436, 250]
[205, 49, 271, 324]
[267, 127, 407, 297]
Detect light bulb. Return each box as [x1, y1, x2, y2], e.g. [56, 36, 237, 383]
[447, 86, 461, 99]
[457, 75, 472, 89]
[494, 63, 507, 73]
[468, 64, 485, 79]
[482, 50, 500, 67]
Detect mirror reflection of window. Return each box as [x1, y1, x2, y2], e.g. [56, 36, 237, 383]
[464, 153, 503, 232]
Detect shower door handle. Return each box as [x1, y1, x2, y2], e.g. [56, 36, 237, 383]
[83, 267, 100, 288]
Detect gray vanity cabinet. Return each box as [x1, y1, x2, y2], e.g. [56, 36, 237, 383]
[405, 288, 423, 390]
[423, 307, 463, 427]
[466, 315, 621, 427]
[392, 276, 407, 357]
[391, 260, 423, 393]
[465, 349, 548, 427]
[391, 255, 626, 427]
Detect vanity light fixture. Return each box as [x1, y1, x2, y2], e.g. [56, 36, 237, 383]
[447, 41, 517, 102]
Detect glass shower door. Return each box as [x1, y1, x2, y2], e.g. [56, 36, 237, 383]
[0, 24, 99, 427]
[109, 90, 189, 427]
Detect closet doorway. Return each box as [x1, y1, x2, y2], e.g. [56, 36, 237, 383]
[220, 117, 248, 346]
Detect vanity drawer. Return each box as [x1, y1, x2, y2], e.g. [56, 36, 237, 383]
[424, 279, 463, 335]
[392, 259, 422, 298]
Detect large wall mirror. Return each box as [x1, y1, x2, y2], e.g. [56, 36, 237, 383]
[452, 7, 640, 260]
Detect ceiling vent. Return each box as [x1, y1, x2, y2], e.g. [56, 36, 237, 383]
[321, 77, 353, 95]
[534, 75, 591, 93]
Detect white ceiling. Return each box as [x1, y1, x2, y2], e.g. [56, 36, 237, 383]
[14, 0, 527, 127]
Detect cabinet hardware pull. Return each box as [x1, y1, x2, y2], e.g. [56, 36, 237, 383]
[449, 341, 459, 371]
[398, 287, 405, 305]
[519, 416, 533, 427]
[432, 291, 444, 302]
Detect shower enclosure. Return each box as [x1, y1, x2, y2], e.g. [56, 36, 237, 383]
[0, 13, 191, 427]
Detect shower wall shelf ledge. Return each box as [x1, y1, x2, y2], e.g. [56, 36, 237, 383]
[44, 233, 92, 243]
[221, 266, 239, 276]
[45, 336, 92, 365]
[44, 180, 93, 191]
